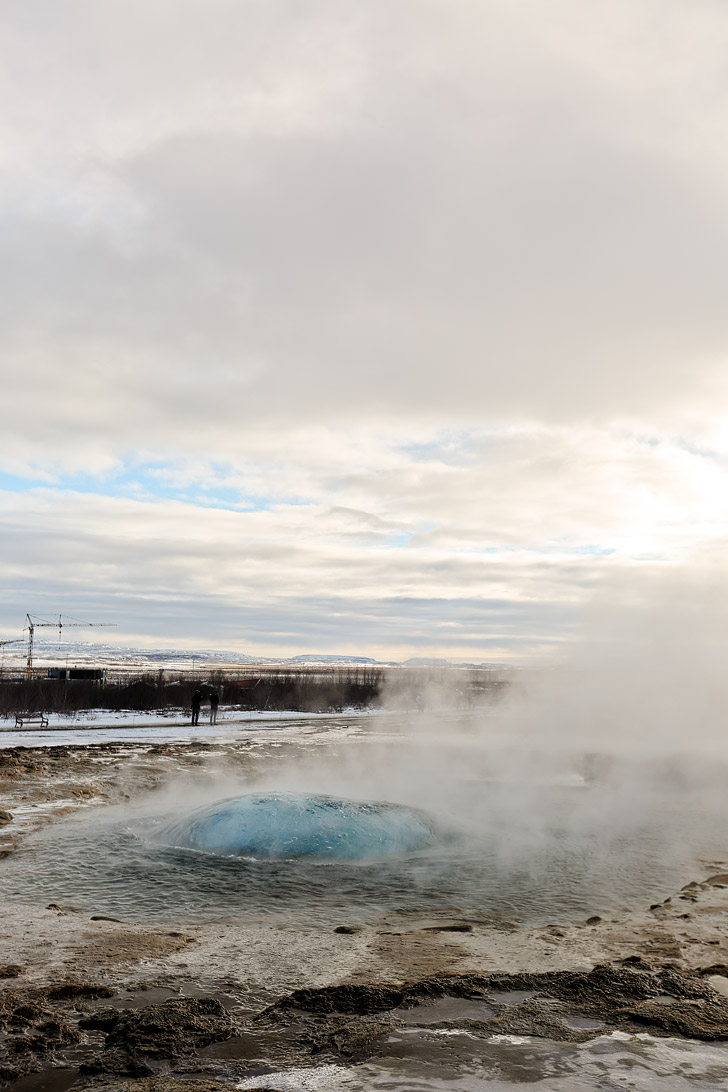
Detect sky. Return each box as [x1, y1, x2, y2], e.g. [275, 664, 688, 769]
[2, 0, 728, 662]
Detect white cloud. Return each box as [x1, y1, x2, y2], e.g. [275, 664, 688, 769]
[2, 1, 728, 655]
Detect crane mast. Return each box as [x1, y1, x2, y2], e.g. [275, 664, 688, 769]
[24, 614, 116, 680]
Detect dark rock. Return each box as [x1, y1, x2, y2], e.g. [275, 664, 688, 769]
[617, 997, 728, 1040]
[5, 1001, 50, 1028]
[334, 926, 362, 935]
[0, 965, 25, 978]
[85, 997, 235, 1075]
[78, 1080, 234, 1092]
[79, 1008, 121, 1032]
[586, 916, 602, 926]
[423, 923, 474, 933]
[265, 964, 728, 1049]
[81, 1045, 154, 1078]
[22, 1019, 80, 1052]
[46, 982, 114, 1001]
[0, 810, 12, 823]
[619, 955, 653, 969]
[0, 1062, 25, 1083]
[272, 983, 407, 1015]
[315, 1015, 395, 1056]
[91, 915, 122, 922]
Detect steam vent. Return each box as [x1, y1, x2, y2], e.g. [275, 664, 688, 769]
[156, 792, 435, 859]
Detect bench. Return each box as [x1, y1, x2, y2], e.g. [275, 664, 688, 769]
[14, 712, 49, 729]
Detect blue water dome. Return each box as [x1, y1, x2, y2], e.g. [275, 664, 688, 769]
[156, 792, 435, 859]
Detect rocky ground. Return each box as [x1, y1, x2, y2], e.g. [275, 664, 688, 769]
[2, 741, 728, 1090]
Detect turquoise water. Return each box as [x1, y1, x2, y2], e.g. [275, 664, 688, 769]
[155, 792, 436, 859]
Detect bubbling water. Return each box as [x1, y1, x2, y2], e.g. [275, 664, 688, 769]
[154, 792, 436, 859]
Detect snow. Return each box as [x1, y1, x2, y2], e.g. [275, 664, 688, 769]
[0, 708, 374, 748]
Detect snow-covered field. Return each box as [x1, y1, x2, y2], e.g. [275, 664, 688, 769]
[0, 707, 373, 748]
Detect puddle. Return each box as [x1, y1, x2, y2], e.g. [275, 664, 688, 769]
[5, 1068, 79, 1092]
[561, 1014, 604, 1029]
[488, 989, 539, 1006]
[393, 997, 496, 1024]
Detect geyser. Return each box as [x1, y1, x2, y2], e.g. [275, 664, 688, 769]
[155, 792, 435, 859]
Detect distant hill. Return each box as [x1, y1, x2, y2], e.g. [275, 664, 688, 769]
[0, 638, 510, 675]
[288, 654, 378, 665]
[403, 657, 454, 667]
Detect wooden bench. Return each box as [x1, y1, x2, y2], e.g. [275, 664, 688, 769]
[14, 712, 49, 728]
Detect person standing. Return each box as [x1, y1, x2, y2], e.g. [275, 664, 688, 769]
[191, 689, 202, 726]
[209, 688, 220, 725]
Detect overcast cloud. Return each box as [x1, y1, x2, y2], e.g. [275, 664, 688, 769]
[2, 0, 728, 659]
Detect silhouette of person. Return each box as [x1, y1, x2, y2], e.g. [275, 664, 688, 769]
[209, 688, 220, 725]
[191, 689, 202, 726]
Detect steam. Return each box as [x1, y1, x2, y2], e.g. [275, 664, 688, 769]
[50, 570, 728, 922]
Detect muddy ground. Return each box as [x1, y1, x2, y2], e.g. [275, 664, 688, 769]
[2, 740, 728, 1090]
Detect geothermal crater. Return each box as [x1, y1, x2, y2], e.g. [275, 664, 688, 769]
[155, 792, 436, 859]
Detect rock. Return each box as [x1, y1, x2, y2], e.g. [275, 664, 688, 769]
[91, 915, 122, 922]
[316, 1016, 395, 1056]
[0, 810, 12, 823]
[271, 983, 407, 1015]
[270, 964, 728, 1040]
[334, 925, 362, 934]
[83, 997, 235, 1075]
[699, 964, 728, 977]
[80, 1008, 123, 1032]
[619, 956, 653, 969]
[22, 1019, 80, 1052]
[46, 982, 114, 1001]
[81, 1045, 153, 1078]
[423, 923, 474, 933]
[0, 965, 25, 978]
[79, 1081, 233, 1092]
[586, 916, 602, 926]
[706, 874, 728, 886]
[617, 996, 728, 1040]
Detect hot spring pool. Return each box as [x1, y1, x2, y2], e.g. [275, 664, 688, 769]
[2, 769, 724, 928]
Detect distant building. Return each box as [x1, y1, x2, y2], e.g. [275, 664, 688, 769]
[47, 667, 105, 682]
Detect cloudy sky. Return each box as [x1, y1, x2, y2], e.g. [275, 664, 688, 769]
[2, 0, 728, 661]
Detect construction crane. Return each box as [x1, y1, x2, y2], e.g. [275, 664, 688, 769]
[24, 614, 116, 680]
